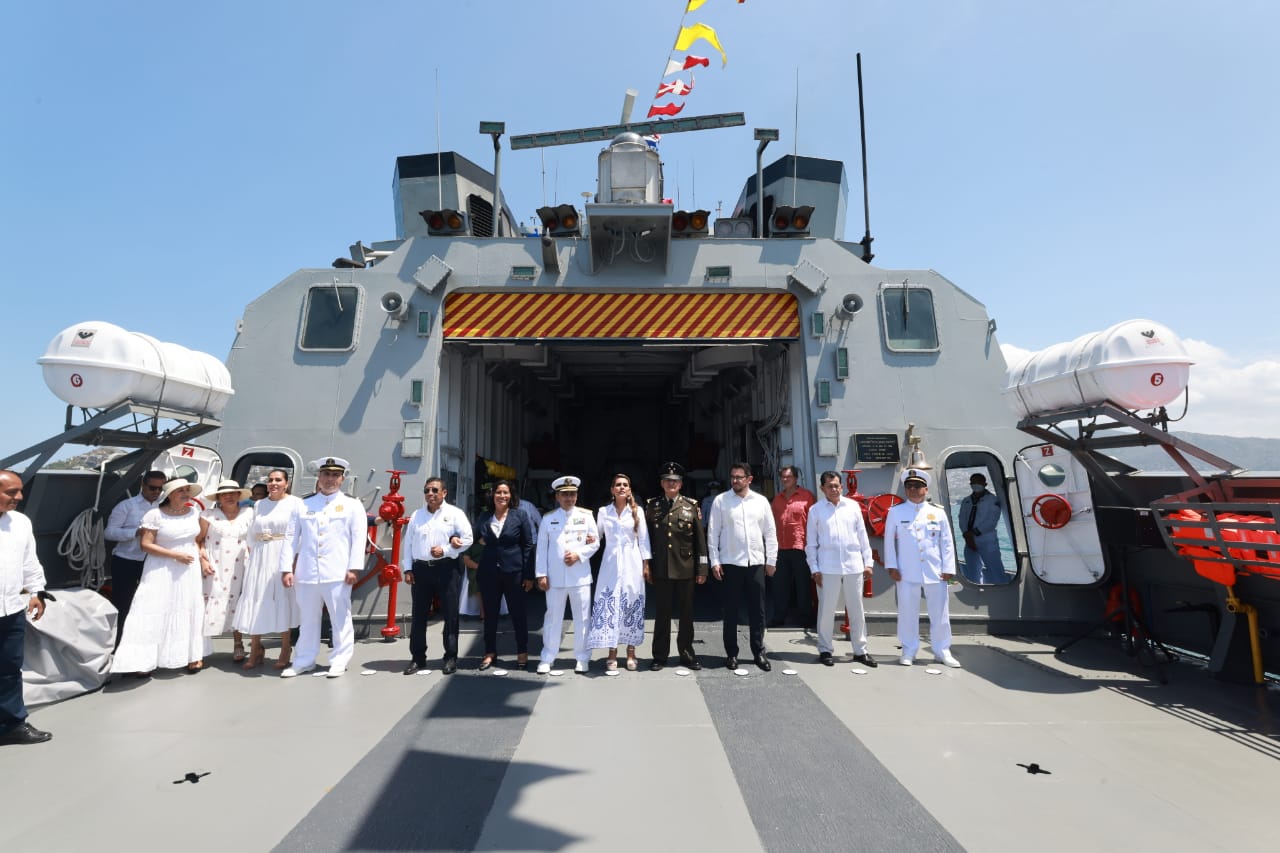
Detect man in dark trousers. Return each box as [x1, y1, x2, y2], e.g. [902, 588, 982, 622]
[400, 476, 473, 676]
[959, 472, 1005, 584]
[0, 470, 51, 746]
[644, 462, 707, 671]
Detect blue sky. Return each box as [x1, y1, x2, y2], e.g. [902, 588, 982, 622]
[3, 1, 1278, 458]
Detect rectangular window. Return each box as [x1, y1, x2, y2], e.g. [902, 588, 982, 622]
[816, 378, 831, 407]
[417, 310, 432, 337]
[810, 311, 825, 337]
[300, 285, 362, 351]
[409, 380, 424, 406]
[880, 284, 939, 351]
[402, 421, 425, 459]
[815, 418, 839, 457]
[835, 347, 849, 380]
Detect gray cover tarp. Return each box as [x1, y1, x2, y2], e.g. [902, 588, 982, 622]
[22, 588, 116, 706]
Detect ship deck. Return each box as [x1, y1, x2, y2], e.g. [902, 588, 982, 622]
[4, 623, 1278, 853]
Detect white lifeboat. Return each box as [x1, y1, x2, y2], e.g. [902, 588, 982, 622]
[1004, 319, 1193, 418]
[37, 321, 234, 417]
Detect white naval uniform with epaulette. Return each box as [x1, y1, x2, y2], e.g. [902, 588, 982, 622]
[282, 490, 366, 670]
[882, 498, 956, 659]
[536, 506, 600, 667]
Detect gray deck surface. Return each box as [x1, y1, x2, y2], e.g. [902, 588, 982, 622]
[2, 622, 1277, 853]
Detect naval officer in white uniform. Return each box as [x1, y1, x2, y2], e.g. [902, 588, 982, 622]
[882, 468, 962, 668]
[280, 456, 367, 678]
[535, 476, 600, 674]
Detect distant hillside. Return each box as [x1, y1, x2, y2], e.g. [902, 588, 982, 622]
[44, 447, 126, 471]
[1110, 432, 1280, 473]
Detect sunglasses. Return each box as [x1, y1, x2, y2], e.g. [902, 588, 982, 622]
[424, 487, 442, 494]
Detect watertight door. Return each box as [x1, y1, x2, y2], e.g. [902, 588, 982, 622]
[155, 444, 223, 505]
[1013, 443, 1106, 585]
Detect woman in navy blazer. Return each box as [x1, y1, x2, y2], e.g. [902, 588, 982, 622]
[474, 480, 536, 670]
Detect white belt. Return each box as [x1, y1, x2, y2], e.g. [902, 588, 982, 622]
[257, 533, 286, 542]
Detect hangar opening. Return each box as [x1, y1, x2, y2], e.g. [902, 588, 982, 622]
[437, 290, 801, 513]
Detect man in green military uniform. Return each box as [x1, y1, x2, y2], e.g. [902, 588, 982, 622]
[644, 462, 708, 671]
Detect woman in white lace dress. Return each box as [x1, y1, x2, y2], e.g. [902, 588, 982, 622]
[586, 473, 650, 671]
[110, 479, 208, 675]
[198, 480, 254, 661]
[233, 469, 302, 669]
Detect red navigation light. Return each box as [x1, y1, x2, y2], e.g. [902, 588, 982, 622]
[536, 204, 581, 237]
[419, 209, 471, 236]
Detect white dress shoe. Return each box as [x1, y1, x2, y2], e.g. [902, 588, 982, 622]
[898, 656, 914, 667]
[536, 662, 551, 674]
[326, 666, 347, 678]
[281, 664, 315, 678]
[936, 651, 962, 668]
[574, 660, 589, 674]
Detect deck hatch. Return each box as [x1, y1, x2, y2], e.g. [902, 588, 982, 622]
[441, 291, 799, 341]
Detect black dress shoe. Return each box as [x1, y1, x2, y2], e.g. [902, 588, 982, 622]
[649, 659, 665, 672]
[818, 652, 834, 667]
[442, 658, 458, 675]
[725, 657, 738, 670]
[853, 653, 879, 669]
[680, 656, 703, 671]
[402, 661, 425, 676]
[766, 619, 784, 629]
[754, 655, 772, 672]
[0, 722, 52, 746]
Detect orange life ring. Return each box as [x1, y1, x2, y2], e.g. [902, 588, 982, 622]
[1032, 494, 1072, 529]
[866, 494, 904, 537]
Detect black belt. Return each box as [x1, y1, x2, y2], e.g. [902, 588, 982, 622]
[413, 558, 456, 568]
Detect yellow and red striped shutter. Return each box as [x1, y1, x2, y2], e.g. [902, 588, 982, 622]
[442, 291, 799, 340]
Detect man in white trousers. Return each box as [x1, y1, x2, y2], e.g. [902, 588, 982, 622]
[536, 476, 599, 674]
[882, 467, 961, 668]
[281, 456, 367, 678]
[805, 470, 878, 668]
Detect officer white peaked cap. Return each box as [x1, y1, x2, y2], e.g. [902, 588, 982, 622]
[901, 468, 932, 489]
[552, 475, 581, 493]
[309, 456, 351, 474]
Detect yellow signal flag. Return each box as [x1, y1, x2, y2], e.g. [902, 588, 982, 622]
[674, 22, 727, 66]
[686, 0, 709, 11]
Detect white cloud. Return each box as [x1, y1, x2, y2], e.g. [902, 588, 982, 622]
[999, 340, 1280, 439]
[1178, 340, 1280, 438]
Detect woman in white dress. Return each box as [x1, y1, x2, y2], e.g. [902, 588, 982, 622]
[586, 473, 651, 671]
[110, 479, 208, 675]
[198, 480, 254, 661]
[233, 468, 302, 669]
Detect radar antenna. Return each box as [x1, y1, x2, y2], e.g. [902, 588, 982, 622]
[510, 112, 745, 150]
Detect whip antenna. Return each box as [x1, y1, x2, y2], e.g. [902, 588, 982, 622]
[856, 53, 874, 263]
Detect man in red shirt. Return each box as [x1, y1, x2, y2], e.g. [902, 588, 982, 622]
[769, 466, 816, 628]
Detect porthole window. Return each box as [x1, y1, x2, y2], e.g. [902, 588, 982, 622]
[1037, 463, 1067, 488]
[299, 285, 362, 351]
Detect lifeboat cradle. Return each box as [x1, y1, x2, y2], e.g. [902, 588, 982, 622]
[0, 399, 222, 507]
[1017, 400, 1279, 684]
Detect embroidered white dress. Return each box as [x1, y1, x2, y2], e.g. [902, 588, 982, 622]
[233, 496, 302, 635]
[200, 505, 253, 637]
[586, 503, 651, 649]
[110, 507, 205, 672]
